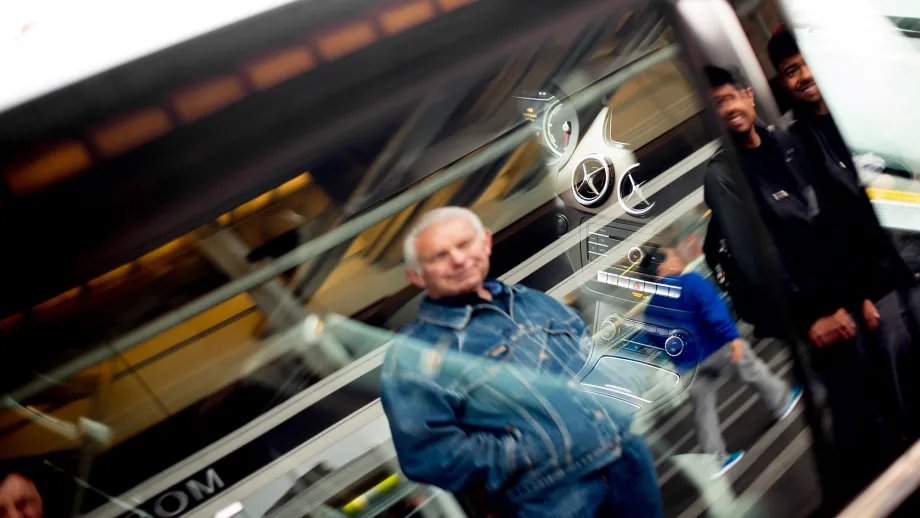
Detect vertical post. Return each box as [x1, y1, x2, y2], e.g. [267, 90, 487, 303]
[666, 0, 784, 127]
[755, 12, 773, 40]
[195, 223, 304, 331]
[70, 356, 117, 517]
[195, 223, 350, 377]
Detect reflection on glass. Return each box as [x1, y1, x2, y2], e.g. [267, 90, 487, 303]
[10, 1, 911, 517]
[704, 17, 920, 508]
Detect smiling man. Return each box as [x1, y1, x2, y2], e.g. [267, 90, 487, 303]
[768, 29, 916, 336]
[768, 27, 920, 481]
[703, 64, 857, 346]
[380, 207, 662, 517]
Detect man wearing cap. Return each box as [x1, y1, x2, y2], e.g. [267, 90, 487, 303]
[768, 29, 919, 447]
[380, 206, 662, 517]
[703, 64, 859, 349]
[702, 61, 916, 501]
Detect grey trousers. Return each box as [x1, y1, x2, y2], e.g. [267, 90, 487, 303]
[689, 340, 789, 462]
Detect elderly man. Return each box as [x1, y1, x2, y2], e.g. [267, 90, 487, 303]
[380, 207, 662, 517]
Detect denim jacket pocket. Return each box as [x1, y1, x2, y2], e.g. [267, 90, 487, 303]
[540, 324, 593, 379]
[458, 343, 515, 393]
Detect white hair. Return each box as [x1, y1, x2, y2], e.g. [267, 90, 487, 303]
[403, 206, 486, 273]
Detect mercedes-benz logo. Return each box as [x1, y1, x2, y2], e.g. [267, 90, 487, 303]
[617, 163, 655, 217]
[571, 154, 612, 207]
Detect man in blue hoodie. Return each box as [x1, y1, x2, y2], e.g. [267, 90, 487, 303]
[648, 247, 802, 478]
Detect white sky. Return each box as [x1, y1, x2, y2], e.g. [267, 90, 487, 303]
[0, 0, 301, 112]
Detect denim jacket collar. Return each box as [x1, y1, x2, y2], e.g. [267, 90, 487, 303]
[416, 282, 520, 330]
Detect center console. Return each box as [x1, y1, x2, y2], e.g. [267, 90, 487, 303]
[575, 218, 705, 417]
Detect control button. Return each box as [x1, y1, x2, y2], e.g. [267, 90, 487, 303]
[599, 319, 618, 341]
[617, 275, 631, 289]
[606, 273, 619, 285]
[668, 286, 682, 299]
[642, 282, 656, 294]
[665, 334, 685, 357]
[556, 214, 569, 235]
[627, 247, 644, 265]
[629, 279, 645, 292]
[655, 283, 671, 296]
[588, 243, 598, 253]
[597, 271, 607, 283]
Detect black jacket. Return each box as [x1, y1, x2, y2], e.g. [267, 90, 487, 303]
[790, 111, 915, 301]
[704, 126, 861, 334]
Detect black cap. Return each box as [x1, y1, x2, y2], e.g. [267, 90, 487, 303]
[767, 30, 800, 70]
[703, 65, 747, 89]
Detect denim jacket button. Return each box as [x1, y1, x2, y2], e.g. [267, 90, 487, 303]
[594, 410, 604, 419]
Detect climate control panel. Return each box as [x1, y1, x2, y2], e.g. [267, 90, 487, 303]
[598, 313, 691, 359]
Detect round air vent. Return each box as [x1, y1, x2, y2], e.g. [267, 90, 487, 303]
[571, 154, 612, 207]
[616, 163, 656, 217]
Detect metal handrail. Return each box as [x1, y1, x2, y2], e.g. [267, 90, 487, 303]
[3, 44, 678, 409]
[837, 437, 920, 517]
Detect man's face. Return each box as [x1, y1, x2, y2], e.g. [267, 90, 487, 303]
[778, 53, 821, 104]
[0, 474, 43, 518]
[710, 84, 757, 135]
[407, 217, 492, 299]
[656, 248, 685, 278]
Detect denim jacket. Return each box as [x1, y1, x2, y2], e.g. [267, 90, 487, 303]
[380, 282, 629, 503]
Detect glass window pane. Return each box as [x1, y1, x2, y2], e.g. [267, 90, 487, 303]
[15, 1, 920, 517]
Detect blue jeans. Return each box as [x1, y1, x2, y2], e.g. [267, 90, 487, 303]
[512, 432, 663, 518]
